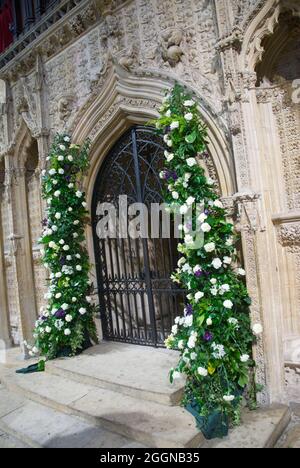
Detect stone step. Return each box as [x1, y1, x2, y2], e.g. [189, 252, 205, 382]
[1, 369, 203, 448]
[45, 342, 184, 406]
[202, 404, 291, 449]
[0, 384, 146, 449]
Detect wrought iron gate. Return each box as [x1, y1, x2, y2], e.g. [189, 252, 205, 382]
[92, 126, 185, 346]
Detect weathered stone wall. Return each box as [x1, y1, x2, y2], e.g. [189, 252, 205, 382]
[0, 0, 299, 402]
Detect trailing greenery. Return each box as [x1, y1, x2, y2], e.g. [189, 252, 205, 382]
[27, 134, 98, 360]
[156, 85, 263, 428]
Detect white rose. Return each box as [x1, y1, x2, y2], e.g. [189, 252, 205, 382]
[55, 293, 62, 299]
[167, 140, 173, 147]
[221, 284, 230, 292]
[49, 169, 56, 176]
[61, 303, 69, 310]
[58, 155, 64, 161]
[170, 121, 179, 130]
[68, 183, 74, 189]
[67, 155, 73, 162]
[75, 254, 81, 259]
[86, 296, 92, 303]
[172, 324, 178, 335]
[76, 265, 82, 271]
[210, 288, 218, 296]
[190, 352, 197, 360]
[186, 157, 197, 167]
[172, 191, 179, 200]
[55, 213, 61, 220]
[52, 225, 58, 232]
[201, 223, 211, 233]
[73, 233, 79, 238]
[59, 239, 65, 245]
[64, 329, 71, 336]
[186, 196, 195, 206]
[58, 169, 64, 174]
[55, 272, 62, 278]
[180, 204, 188, 215]
[237, 268, 246, 276]
[54, 190, 61, 197]
[165, 109, 171, 117]
[79, 307, 87, 315]
[198, 367, 208, 377]
[210, 278, 217, 285]
[59, 145, 66, 151]
[212, 258, 222, 269]
[65, 314, 73, 322]
[206, 318, 212, 326]
[76, 191, 83, 198]
[52, 180, 58, 185]
[49, 241, 56, 249]
[184, 113, 193, 121]
[195, 291, 204, 302]
[204, 242, 215, 252]
[240, 354, 250, 363]
[226, 237, 234, 247]
[66, 255, 72, 261]
[166, 153, 174, 162]
[72, 297, 77, 303]
[223, 300, 233, 309]
[183, 100, 194, 107]
[63, 245, 70, 251]
[223, 395, 235, 402]
[252, 323, 263, 335]
[172, 371, 181, 380]
[82, 202, 87, 208]
[64, 136, 70, 142]
[178, 340, 185, 350]
[223, 256, 232, 265]
[184, 234, 194, 245]
[45, 326, 52, 333]
[214, 200, 223, 209]
[198, 212, 207, 223]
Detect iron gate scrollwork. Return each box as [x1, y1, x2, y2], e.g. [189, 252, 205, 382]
[92, 126, 185, 346]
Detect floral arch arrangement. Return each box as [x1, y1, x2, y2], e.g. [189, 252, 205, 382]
[27, 135, 98, 361]
[156, 84, 263, 438]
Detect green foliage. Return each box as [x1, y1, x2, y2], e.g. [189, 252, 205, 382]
[156, 84, 261, 426]
[29, 134, 98, 360]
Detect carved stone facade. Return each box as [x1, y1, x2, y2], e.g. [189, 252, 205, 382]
[0, 0, 299, 403]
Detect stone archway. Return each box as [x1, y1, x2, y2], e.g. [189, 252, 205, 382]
[71, 64, 237, 341]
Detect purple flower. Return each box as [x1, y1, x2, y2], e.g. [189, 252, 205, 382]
[60, 256, 66, 266]
[165, 125, 171, 133]
[40, 315, 48, 321]
[195, 269, 203, 278]
[55, 309, 66, 319]
[161, 169, 178, 181]
[184, 304, 193, 316]
[42, 218, 48, 227]
[203, 331, 213, 342]
[65, 175, 71, 182]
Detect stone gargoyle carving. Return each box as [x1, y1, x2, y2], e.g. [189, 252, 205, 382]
[161, 28, 184, 67]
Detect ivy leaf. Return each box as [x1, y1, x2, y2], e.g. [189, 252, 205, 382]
[185, 131, 197, 144]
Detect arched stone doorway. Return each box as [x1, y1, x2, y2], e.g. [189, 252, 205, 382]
[92, 125, 184, 346]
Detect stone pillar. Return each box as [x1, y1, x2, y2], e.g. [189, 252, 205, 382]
[5, 158, 38, 355]
[0, 199, 11, 347]
[234, 191, 269, 405]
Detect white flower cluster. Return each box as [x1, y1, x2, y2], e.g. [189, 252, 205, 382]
[211, 342, 226, 359]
